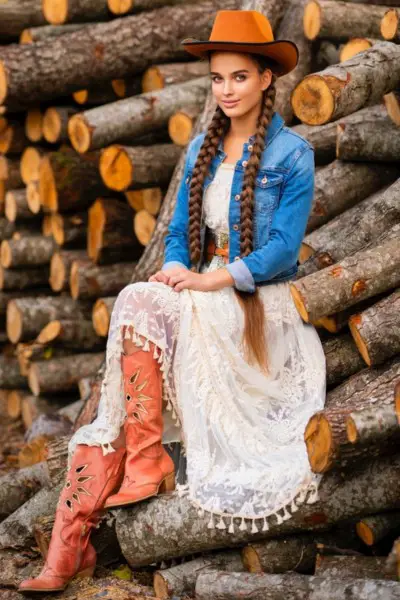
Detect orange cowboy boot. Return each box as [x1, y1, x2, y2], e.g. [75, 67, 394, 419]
[18, 443, 126, 594]
[104, 345, 175, 509]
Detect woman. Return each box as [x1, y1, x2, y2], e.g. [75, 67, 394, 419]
[19, 9, 326, 594]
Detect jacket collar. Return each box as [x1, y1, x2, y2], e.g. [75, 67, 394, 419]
[217, 111, 284, 154]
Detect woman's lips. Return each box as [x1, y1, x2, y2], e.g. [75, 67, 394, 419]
[222, 100, 240, 107]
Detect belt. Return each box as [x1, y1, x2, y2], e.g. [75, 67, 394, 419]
[205, 230, 229, 264]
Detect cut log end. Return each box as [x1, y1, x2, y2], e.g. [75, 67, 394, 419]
[153, 572, 170, 600]
[384, 92, 400, 126]
[68, 114, 92, 154]
[51, 214, 64, 245]
[299, 242, 314, 264]
[37, 321, 62, 345]
[88, 199, 105, 262]
[5, 192, 17, 222]
[142, 66, 164, 92]
[395, 381, 400, 425]
[346, 415, 358, 444]
[348, 315, 370, 366]
[21, 147, 43, 185]
[42, 0, 68, 25]
[43, 108, 62, 144]
[28, 363, 40, 396]
[1, 240, 12, 268]
[381, 9, 399, 41]
[291, 76, 335, 126]
[100, 146, 133, 191]
[289, 284, 309, 322]
[304, 413, 333, 473]
[92, 298, 111, 336]
[356, 521, 374, 546]
[72, 90, 89, 104]
[340, 39, 374, 63]
[6, 300, 23, 344]
[241, 545, 262, 573]
[7, 390, 21, 419]
[26, 181, 41, 214]
[108, 0, 133, 15]
[39, 156, 58, 212]
[0, 61, 7, 107]
[111, 79, 126, 98]
[26, 108, 43, 143]
[20, 30, 33, 44]
[303, 0, 321, 41]
[134, 210, 156, 246]
[168, 113, 193, 146]
[50, 252, 67, 292]
[70, 260, 80, 300]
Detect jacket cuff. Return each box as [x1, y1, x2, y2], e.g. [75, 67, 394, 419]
[226, 259, 255, 293]
[162, 261, 188, 271]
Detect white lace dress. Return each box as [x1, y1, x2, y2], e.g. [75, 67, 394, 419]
[68, 162, 327, 534]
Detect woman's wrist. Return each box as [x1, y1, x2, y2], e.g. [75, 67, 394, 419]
[204, 268, 234, 291]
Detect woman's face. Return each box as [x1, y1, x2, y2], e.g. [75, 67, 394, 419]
[209, 52, 272, 118]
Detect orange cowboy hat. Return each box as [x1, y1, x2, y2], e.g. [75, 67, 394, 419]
[181, 10, 299, 77]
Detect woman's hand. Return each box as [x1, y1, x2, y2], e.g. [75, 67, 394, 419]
[148, 270, 170, 284]
[149, 266, 234, 292]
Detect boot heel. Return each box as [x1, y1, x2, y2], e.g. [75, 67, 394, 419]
[159, 472, 175, 493]
[76, 564, 95, 579]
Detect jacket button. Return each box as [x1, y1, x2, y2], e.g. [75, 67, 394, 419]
[242, 160, 248, 167]
[235, 194, 240, 201]
[185, 176, 190, 184]
[261, 176, 268, 184]
[233, 224, 239, 231]
[248, 145, 253, 151]
[234, 256, 240, 261]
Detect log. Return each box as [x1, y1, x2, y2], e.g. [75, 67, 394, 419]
[20, 146, 46, 185]
[125, 188, 163, 216]
[92, 296, 116, 336]
[381, 8, 400, 41]
[72, 362, 106, 432]
[290, 236, 400, 323]
[0, 120, 29, 155]
[21, 394, 75, 430]
[24, 414, 73, 446]
[0, 1, 238, 107]
[0, 461, 49, 521]
[57, 398, 84, 423]
[340, 37, 379, 62]
[39, 146, 108, 213]
[49, 249, 87, 292]
[303, 0, 387, 41]
[274, 0, 312, 125]
[346, 402, 400, 447]
[357, 512, 400, 546]
[0, 484, 62, 549]
[168, 104, 203, 146]
[385, 90, 400, 126]
[348, 288, 400, 366]
[154, 551, 243, 599]
[134, 210, 156, 246]
[26, 180, 42, 213]
[0, 356, 27, 389]
[78, 377, 93, 399]
[45, 435, 70, 486]
[69, 77, 209, 153]
[323, 333, 366, 389]
[6, 296, 92, 344]
[18, 435, 53, 468]
[20, 22, 95, 43]
[142, 61, 209, 92]
[99, 143, 181, 191]
[304, 355, 399, 473]
[5, 189, 40, 223]
[70, 259, 136, 299]
[72, 83, 125, 106]
[108, 0, 188, 16]
[51, 211, 88, 247]
[115, 453, 400, 567]
[16, 341, 74, 377]
[306, 161, 399, 233]
[337, 116, 400, 162]
[315, 40, 341, 71]
[88, 197, 141, 264]
[291, 41, 400, 125]
[25, 107, 44, 143]
[0, 157, 23, 190]
[37, 319, 105, 351]
[1, 236, 56, 269]
[28, 352, 105, 395]
[300, 178, 400, 273]
[314, 555, 392, 579]
[0, 0, 47, 38]
[42, 106, 79, 144]
[195, 570, 400, 599]
[42, 0, 111, 25]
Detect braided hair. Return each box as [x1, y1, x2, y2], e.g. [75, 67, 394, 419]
[188, 53, 278, 373]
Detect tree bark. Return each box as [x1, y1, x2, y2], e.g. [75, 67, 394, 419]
[49, 249, 87, 292]
[70, 259, 136, 299]
[306, 161, 399, 233]
[5, 189, 40, 223]
[323, 333, 366, 389]
[37, 319, 105, 351]
[0, 462, 50, 521]
[290, 235, 400, 323]
[88, 198, 141, 264]
[304, 355, 399, 473]
[1, 236, 56, 269]
[142, 61, 209, 92]
[195, 570, 400, 599]
[6, 296, 92, 344]
[154, 551, 243, 599]
[99, 143, 181, 191]
[0, 0, 47, 38]
[291, 41, 400, 125]
[69, 77, 209, 153]
[346, 402, 400, 447]
[0, 157, 23, 190]
[21, 394, 73, 430]
[337, 117, 400, 162]
[348, 288, 400, 367]
[42, 106, 79, 144]
[42, 0, 111, 25]
[303, 0, 387, 41]
[0, 0, 238, 108]
[300, 178, 400, 274]
[314, 554, 392, 579]
[28, 352, 105, 395]
[51, 212, 88, 247]
[115, 453, 400, 567]
[0, 265, 49, 290]
[0, 356, 27, 389]
[20, 23, 94, 44]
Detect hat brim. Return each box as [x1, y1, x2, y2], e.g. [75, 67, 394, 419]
[181, 39, 299, 77]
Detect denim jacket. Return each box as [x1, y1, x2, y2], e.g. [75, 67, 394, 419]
[162, 111, 315, 294]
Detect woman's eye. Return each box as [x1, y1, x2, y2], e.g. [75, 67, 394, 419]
[211, 75, 246, 83]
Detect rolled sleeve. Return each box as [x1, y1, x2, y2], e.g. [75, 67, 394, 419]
[226, 259, 255, 293]
[162, 261, 188, 271]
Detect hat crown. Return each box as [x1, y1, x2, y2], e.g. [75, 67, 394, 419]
[210, 10, 274, 44]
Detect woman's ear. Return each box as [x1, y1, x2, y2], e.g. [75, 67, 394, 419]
[261, 68, 273, 92]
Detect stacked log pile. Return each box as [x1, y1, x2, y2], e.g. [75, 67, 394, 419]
[0, 0, 399, 599]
